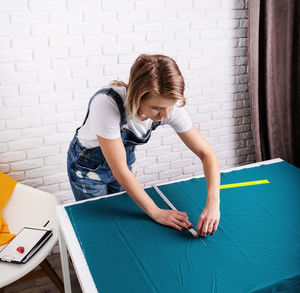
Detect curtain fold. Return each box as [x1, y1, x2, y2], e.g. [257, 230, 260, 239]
[248, 0, 300, 167]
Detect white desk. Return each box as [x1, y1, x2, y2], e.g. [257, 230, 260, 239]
[57, 158, 283, 293]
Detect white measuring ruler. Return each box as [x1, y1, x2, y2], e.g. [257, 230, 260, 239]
[152, 184, 207, 247]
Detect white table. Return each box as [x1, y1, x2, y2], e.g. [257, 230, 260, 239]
[56, 158, 282, 293]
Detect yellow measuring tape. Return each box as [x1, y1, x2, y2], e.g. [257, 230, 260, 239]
[220, 179, 269, 189]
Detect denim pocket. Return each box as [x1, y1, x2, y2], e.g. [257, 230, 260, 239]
[74, 149, 107, 171]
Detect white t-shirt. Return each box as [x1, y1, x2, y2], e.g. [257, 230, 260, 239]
[77, 85, 193, 148]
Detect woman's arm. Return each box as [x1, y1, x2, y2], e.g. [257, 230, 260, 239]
[97, 135, 193, 231]
[177, 126, 220, 236]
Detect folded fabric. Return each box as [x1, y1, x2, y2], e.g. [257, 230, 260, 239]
[0, 172, 17, 246]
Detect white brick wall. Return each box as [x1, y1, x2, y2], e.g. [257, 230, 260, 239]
[0, 0, 254, 204]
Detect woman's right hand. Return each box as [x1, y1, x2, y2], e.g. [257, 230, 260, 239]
[152, 208, 193, 231]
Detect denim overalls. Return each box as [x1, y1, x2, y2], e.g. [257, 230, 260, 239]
[67, 88, 161, 201]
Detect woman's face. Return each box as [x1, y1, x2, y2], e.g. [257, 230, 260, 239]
[138, 95, 177, 122]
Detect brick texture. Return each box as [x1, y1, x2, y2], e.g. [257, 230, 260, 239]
[0, 0, 254, 206]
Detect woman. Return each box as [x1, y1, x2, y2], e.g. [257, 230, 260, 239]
[67, 54, 220, 237]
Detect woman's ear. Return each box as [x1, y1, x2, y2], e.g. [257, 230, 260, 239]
[137, 108, 147, 118]
[137, 104, 145, 118]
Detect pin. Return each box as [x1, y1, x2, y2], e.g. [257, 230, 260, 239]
[16, 246, 24, 254]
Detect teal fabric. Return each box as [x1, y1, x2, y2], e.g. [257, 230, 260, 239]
[65, 161, 300, 293]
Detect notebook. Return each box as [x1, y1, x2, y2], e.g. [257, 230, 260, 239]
[0, 227, 52, 264]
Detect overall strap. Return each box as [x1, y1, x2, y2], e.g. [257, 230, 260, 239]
[81, 88, 127, 128]
[151, 121, 161, 130]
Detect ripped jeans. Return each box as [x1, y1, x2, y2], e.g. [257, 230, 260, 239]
[67, 135, 135, 201]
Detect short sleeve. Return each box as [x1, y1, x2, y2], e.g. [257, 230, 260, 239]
[88, 94, 121, 139]
[162, 106, 193, 133]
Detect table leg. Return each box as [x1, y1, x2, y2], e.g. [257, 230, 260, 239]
[59, 228, 72, 293]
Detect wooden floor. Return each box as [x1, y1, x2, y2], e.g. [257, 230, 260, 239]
[2, 252, 82, 293]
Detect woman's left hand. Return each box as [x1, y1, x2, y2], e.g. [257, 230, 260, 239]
[196, 200, 220, 237]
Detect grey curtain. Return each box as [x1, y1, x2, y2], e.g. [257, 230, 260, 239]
[248, 0, 300, 167]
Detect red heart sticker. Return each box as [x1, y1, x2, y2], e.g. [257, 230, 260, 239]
[16, 246, 24, 254]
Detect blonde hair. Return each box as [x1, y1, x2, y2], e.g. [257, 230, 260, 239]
[110, 54, 186, 118]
